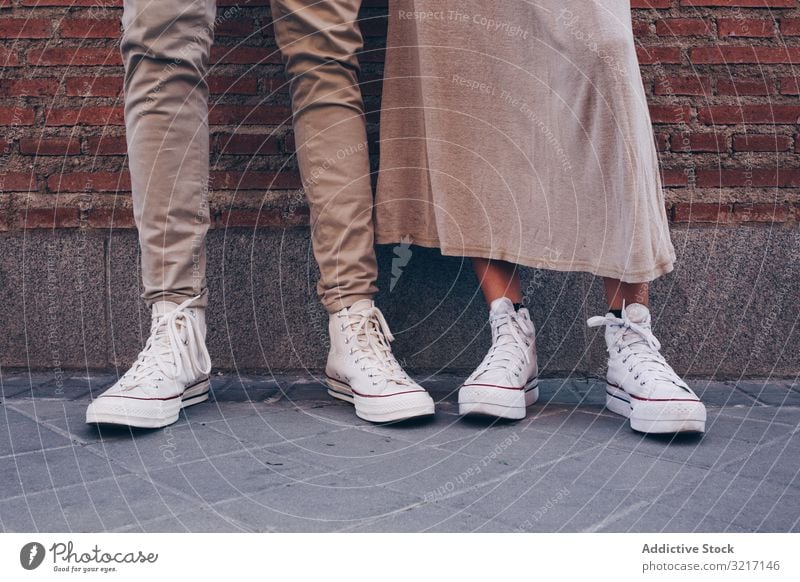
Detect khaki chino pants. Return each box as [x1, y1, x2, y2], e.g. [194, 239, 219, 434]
[121, 0, 378, 313]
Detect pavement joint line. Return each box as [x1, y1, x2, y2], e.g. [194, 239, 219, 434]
[731, 384, 776, 407]
[0, 442, 79, 461]
[5, 401, 96, 447]
[678, 428, 800, 534]
[0, 409, 321, 526]
[716, 408, 800, 427]
[713, 422, 800, 475]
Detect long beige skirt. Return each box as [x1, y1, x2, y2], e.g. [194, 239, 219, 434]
[374, 0, 676, 282]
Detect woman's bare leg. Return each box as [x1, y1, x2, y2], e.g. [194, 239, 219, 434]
[472, 258, 522, 306]
[603, 278, 648, 310]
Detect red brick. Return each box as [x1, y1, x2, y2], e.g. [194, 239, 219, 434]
[732, 134, 793, 151]
[20, 0, 119, 4]
[0, 172, 38, 191]
[47, 171, 131, 192]
[649, 104, 692, 123]
[0, 77, 59, 96]
[680, 0, 795, 6]
[661, 168, 691, 187]
[215, 207, 308, 229]
[27, 47, 121, 66]
[655, 76, 711, 95]
[217, 0, 270, 5]
[59, 18, 121, 38]
[718, 19, 775, 38]
[632, 20, 652, 37]
[671, 132, 728, 152]
[655, 132, 670, 151]
[0, 18, 52, 38]
[636, 46, 683, 64]
[696, 168, 800, 188]
[698, 105, 800, 124]
[208, 75, 258, 95]
[779, 77, 800, 94]
[85, 135, 128, 156]
[631, 0, 671, 7]
[733, 203, 790, 222]
[782, 18, 800, 35]
[45, 107, 124, 126]
[691, 46, 800, 64]
[210, 170, 301, 190]
[717, 78, 775, 95]
[19, 137, 81, 155]
[0, 47, 20, 66]
[672, 202, 732, 224]
[86, 206, 136, 228]
[215, 19, 256, 36]
[0, 106, 35, 125]
[210, 46, 281, 65]
[216, 133, 280, 155]
[209, 105, 292, 125]
[18, 206, 81, 229]
[655, 19, 714, 36]
[65, 76, 123, 97]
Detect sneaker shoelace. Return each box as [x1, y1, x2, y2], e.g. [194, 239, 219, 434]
[338, 306, 412, 387]
[473, 311, 531, 382]
[587, 309, 687, 391]
[120, 296, 211, 391]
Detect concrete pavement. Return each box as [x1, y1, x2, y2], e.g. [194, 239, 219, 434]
[1, 371, 798, 532]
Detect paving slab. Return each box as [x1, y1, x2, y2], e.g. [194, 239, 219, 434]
[1, 371, 798, 532]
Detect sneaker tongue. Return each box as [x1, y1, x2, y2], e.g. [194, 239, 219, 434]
[489, 297, 516, 316]
[152, 301, 180, 317]
[624, 303, 651, 324]
[347, 299, 375, 314]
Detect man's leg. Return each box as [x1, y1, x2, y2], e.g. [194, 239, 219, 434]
[270, 0, 377, 313]
[86, 0, 216, 429]
[124, 0, 215, 307]
[271, 0, 434, 422]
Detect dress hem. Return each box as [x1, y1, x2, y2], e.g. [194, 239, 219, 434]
[375, 231, 676, 284]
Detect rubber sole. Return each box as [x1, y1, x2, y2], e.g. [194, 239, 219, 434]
[458, 378, 539, 420]
[605, 384, 706, 434]
[326, 377, 435, 423]
[86, 378, 211, 429]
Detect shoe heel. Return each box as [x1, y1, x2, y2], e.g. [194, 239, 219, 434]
[181, 378, 211, 408]
[326, 377, 354, 404]
[524, 377, 539, 406]
[605, 384, 632, 419]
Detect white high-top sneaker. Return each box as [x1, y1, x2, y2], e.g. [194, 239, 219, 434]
[587, 303, 706, 434]
[458, 297, 539, 420]
[86, 296, 212, 428]
[325, 299, 435, 423]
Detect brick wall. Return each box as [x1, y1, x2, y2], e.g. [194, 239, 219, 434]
[0, 0, 798, 230]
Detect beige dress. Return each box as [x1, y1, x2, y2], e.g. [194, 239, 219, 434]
[374, 0, 676, 282]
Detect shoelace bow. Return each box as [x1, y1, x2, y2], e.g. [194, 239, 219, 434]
[339, 306, 411, 386]
[120, 296, 211, 390]
[474, 312, 531, 380]
[587, 309, 686, 389]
